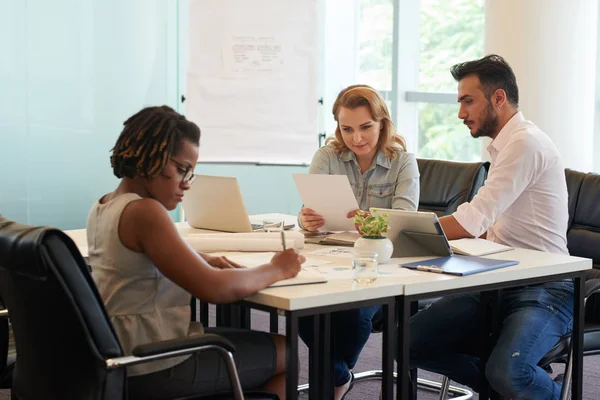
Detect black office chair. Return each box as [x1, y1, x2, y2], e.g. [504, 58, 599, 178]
[0, 300, 14, 389]
[530, 169, 600, 400]
[431, 169, 600, 400]
[0, 217, 277, 400]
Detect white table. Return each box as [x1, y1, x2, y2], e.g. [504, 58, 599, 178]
[66, 216, 592, 400]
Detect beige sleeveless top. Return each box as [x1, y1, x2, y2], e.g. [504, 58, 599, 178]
[87, 193, 204, 376]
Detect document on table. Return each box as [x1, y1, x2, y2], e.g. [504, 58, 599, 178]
[293, 174, 359, 232]
[221, 252, 332, 268]
[448, 238, 513, 256]
[308, 247, 355, 258]
[220, 252, 328, 287]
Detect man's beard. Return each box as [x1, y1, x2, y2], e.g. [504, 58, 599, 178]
[471, 103, 498, 138]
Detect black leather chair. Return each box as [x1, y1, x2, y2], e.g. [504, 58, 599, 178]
[532, 169, 600, 399]
[0, 217, 277, 400]
[348, 159, 490, 399]
[416, 158, 489, 217]
[431, 169, 600, 400]
[0, 300, 13, 389]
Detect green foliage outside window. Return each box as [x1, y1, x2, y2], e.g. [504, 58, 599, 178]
[418, 0, 485, 161]
[358, 0, 485, 161]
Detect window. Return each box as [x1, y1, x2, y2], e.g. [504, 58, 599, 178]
[418, 103, 482, 161]
[417, 0, 485, 161]
[357, 0, 394, 91]
[320, 0, 485, 161]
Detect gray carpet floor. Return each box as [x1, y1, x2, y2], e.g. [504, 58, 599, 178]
[2, 307, 600, 399]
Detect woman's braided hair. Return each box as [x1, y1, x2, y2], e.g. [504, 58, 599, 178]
[110, 105, 200, 179]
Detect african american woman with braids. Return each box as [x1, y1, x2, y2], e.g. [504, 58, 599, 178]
[87, 105, 304, 399]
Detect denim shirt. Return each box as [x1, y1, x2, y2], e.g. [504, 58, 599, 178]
[308, 146, 420, 211]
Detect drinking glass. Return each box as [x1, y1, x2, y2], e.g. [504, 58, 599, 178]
[352, 250, 379, 284]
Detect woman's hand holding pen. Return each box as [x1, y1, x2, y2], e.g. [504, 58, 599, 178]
[270, 249, 305, 280]
[299, 207, 325, 231]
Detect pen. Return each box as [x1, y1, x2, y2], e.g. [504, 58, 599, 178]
[280, 230, 287, 250]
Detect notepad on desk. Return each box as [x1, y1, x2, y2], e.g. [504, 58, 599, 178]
[448, 238, 513, 256]
[222, 252, 328, 287]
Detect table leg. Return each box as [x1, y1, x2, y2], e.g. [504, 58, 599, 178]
[239, 305, 251, 329]
[190, 297, 197, 321]
[270, 310, 279, 333]
[396, 296, 411, 400]
[572, 274, 585, 400]
[200, 301, 209, 326]
[319, 313, 333, 399]
[286, 312, 300, 400]
[308, 314, 321, 400]
[480, 290, 501, 400]
[382, 298, 396, 400]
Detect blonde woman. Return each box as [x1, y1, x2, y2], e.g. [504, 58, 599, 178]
[298, 85, 420, 399]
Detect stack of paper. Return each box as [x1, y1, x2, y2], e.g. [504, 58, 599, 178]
[448, 238, 513, 257]
[183, 231, 304, 252]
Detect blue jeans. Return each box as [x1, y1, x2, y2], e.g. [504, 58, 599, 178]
[298, 305, 382, 387]
[410, 281, 574, 400]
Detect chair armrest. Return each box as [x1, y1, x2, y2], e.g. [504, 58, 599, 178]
[132, 333, 235, 357]
[585, 279, 600, 299]
[105, 333, 235, 369]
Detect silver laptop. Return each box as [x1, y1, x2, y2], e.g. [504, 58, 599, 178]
[371, 209, 453, 257]
[183, 175, 262, 233]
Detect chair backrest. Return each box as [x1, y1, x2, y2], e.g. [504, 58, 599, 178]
[565, 170, 600, 268]
[0, 297, 10, 388]
[564, 170, 600, 322]
[417, 158, 490, 217]
[0, 217, 126, 400]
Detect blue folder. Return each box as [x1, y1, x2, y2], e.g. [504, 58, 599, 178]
[402, 255, 518, 276]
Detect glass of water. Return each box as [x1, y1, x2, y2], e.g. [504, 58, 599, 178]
[352, 250, 379, 284]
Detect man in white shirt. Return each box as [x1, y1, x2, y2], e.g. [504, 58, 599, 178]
[410, 55, 572, 400]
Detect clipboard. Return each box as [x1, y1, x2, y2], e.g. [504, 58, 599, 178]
[401, 255, 519, 276]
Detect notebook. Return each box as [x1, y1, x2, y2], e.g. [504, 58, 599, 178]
[402, 255, 518, 276]
[222, 252, 328, 287]
[269, 269, 328, 287]
[448, 238, 513, 257]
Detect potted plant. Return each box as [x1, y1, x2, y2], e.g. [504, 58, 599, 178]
[353, 209, 394, 263]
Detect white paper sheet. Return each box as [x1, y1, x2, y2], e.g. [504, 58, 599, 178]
[449, 238, 514, 256]
[308, 247, 356, 258]
[308, 264, 421, 280]
[222, 252, 332, 268]
[186, 0, 318, 164]
[219, 253, 328, 287]
[293, 174, 359, 232]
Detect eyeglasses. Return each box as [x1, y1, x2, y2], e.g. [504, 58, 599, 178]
[170, 159, 196, 185]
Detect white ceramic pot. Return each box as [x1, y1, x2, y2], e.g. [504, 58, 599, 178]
[354, 236, 394, 264]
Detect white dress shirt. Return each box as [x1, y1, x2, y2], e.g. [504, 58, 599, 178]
[453, 112, 569, 255]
